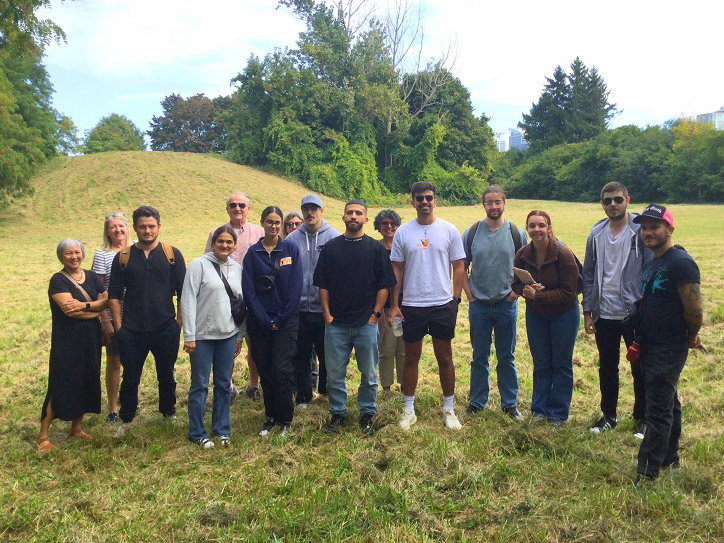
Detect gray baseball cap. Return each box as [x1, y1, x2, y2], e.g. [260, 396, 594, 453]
[301, 194, 323, 208]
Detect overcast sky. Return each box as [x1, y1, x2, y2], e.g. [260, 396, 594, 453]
[39, 0, 723, 140]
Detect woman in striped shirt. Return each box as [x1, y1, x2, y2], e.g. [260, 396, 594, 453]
[91, 212, 132, 424]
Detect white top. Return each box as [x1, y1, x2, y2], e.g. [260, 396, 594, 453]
[599, 223, 631, 319]
[390, 217, 466, 307]
[92, 248, 117, 320]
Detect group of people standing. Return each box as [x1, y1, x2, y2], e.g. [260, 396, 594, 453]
[38, 180, 703, 486]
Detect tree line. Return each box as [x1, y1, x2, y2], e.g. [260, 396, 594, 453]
[2, 0, 722, 205]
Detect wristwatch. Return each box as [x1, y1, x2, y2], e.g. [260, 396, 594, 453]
[453, 297, 462, 304]
[85, 302, 91, 311]
[373, 311, 382, 318]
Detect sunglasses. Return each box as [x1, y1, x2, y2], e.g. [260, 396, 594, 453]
[602, 196, 625, 206]
[285, 222, 302, 228]
[380, 221, 398, 227]
[228, 202, 247, 209]
[414, 195, 434, 203]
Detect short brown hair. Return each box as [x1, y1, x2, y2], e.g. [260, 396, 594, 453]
[411, 181, 436, 197]
[600, 182, 628, 201]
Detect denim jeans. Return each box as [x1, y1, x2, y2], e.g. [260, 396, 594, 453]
[468, 298, 519, 410]
[118, 319, 180, 423]
[324, 322, 379, 416]
[526, 303, 580, 422]
[637, 342, 688, 478]
[594, 318, 646, 421]
[187, 335, 236, 441]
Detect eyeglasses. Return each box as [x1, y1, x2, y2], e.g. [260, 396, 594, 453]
[484, 200, 504, 207]
[285, 222, 302, 229]
[380, 221, 398, 228]
[602, 196, 625, 206]
[414, 195, 434, 203]
[228, 202, 247, 209]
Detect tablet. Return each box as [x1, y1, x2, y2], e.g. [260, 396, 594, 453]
[513, 267, 536, 285]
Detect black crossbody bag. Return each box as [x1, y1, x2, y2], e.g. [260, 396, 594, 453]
[211, 262, 246, 325]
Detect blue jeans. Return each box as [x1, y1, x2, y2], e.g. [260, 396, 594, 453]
[468, 298, 519, 410]
[187, 336, 236, 440]
[324, 322, 379, 416]
[526, 303, 580, 422]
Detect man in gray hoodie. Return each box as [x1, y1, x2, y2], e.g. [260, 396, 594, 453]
[583, 182, 650, 437]
[286, 194, 340, 406]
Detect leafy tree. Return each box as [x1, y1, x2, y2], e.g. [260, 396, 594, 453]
[83, 114, 146, 154]
[148, 93, 227, 153]
[520, 58, 617, 153]
[54, 112, 79, 155]
[1, 0, 72, 202]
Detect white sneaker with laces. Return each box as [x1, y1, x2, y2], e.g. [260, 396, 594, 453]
[442, 408, 462, 430]
[115, 422, 130, 437]
[398, 408, 417, 430]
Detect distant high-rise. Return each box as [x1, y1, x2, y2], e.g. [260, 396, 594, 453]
[494, 128, 528, 152]
[696, 107, 724, 130]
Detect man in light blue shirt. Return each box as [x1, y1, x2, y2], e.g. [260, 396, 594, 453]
[462, 186, 528, 420]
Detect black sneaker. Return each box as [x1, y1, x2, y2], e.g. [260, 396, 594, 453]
[259, 418, 275, 437]
[465, 405, 482, 415]
[359, 413, 374, 436]
[325, 414, 347, 434]
[503, 406, 524, 421]
[105, 412, 119, 424]
[633, 420, 647, 440]
[589, 415, 617, 434]
[245, 385, 261, 402]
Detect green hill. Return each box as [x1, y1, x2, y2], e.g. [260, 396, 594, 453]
[1, 151, 723, 541]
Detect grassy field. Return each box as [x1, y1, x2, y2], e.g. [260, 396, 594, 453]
[1, 151, 723, 542]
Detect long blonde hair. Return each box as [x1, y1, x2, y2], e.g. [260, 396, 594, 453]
[102, 212, 132, 250]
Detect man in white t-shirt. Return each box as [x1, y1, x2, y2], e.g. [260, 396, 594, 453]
[389, 182, 467, 430]
[582, 182, 650, 437]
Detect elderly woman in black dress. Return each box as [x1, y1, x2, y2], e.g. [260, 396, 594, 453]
[37, 238, 108, 452]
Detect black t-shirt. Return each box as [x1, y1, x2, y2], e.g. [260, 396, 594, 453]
[639, 246, 700, 346]
[108, 243, 186, 333]
[313, 234, 396, 327]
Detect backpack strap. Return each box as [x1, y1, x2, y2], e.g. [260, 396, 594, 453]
[119, 247, 131, 269]
[161, 241, 175, 265]
[464, 221, 481, 264]
[508, 221, 522, 254]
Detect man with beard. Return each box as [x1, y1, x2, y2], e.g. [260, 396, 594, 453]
[313, 199, 396, 435]
[583, 182, 650, 438]
[388, 182, 467, 431]
[109, 206, 186, 436]
[633, 204, 702, 487]
[461, 186, 527, 420]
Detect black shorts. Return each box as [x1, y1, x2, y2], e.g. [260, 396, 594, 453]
[401, 300, 458, 342]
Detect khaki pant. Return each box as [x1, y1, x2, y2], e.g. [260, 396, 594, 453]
[378, 308, 405, 389]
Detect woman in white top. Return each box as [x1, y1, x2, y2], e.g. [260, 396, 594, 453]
[181, 226, 245, 448]
[91, 212, 131, 424]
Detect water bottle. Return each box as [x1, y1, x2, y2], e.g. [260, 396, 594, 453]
[391, 317, 403, 337]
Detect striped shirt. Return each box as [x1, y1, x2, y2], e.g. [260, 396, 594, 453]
[92, 248, 118, 320]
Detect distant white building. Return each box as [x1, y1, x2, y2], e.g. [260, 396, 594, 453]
[494, 128, 528, 152]
[696, 107, 724, 130]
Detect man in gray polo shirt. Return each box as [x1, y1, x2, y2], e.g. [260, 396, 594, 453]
[462, 186, 527, 420]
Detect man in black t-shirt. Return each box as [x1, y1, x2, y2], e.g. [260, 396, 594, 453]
[108, 206, 186, 436]
[313, 199, 396, 435]
[632, 204, 702, 487]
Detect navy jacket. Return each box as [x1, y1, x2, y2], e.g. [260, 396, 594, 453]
[242, 236, 303, 329]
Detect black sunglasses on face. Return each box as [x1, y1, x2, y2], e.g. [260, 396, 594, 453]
[414, 195, 434, 203]
[228, 202, 247, 209]
[602, 196, 625, 206]
[380, 221, 398, 227]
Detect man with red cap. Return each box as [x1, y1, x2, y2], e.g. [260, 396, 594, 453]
[632, 204, 703, 487]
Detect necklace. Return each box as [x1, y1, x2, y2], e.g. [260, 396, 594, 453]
[70, 269, 84, 282]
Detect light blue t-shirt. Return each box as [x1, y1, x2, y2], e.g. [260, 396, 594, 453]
[462, 220, 528, 302]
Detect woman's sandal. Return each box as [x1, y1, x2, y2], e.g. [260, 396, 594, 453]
[37, 437, 54, 452]
[68, 429, 92, 439]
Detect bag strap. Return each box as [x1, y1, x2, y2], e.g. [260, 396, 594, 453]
[211, 262, 237, 302]
[60, 270, 93, 303]
[509, 221, 522, 254]
[464, 221, 480, 264]
[119, 242, 175, 269]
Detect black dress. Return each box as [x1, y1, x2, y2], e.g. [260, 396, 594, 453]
[41, 270, 104, 421]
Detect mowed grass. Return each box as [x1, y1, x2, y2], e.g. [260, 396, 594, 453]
[1, 151, 723, 542]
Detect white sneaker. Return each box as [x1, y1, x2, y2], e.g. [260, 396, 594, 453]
[296, 403, 308, 410]
[398, 408, 417, 430]
[442, 408, 462, 430]
[115, 422, 130, 437]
